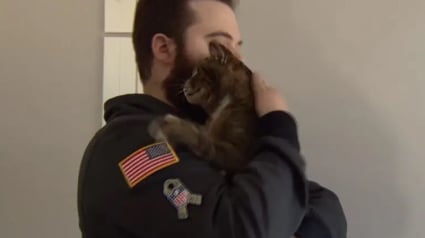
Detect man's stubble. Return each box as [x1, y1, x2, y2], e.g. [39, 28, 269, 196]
[162, 44, 209, 124]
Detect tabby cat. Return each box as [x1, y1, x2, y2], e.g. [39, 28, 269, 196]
[148, 41, 257, 171]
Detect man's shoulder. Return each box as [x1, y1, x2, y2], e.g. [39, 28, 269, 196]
[82, 114, 153, 161]
[78, 113, 225, 236]
[81, 112, 162, 176]
[79, 112, 220, 196]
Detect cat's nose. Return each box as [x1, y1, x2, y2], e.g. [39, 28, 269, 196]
[183, 81, 190, 93]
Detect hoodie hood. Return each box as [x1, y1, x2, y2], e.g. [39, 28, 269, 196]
[103, 94, 177, 123]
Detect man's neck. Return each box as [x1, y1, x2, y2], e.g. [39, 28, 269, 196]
[142, 80, 173, 107]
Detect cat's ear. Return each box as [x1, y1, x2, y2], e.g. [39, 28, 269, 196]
[209, 41, 232, 63]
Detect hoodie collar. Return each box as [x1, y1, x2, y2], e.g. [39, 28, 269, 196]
[103, 94, 177, 123]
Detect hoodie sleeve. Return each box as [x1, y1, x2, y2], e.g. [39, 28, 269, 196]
[211, 111, 309, 238]
[294, 181, 348, 238]
[256, 112, 347, 238]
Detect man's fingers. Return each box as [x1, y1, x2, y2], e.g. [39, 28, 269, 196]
[251, 72, 289, 116]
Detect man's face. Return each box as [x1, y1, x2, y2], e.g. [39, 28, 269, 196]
[163, 0, 242, 122]
[184, 1, 242, 63]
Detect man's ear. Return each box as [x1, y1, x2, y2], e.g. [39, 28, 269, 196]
[151, 33, 177, 64]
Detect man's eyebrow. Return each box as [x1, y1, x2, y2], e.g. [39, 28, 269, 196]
[205, 31, 243, 46]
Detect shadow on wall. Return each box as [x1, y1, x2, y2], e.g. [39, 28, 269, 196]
[238, 1, 409, 238]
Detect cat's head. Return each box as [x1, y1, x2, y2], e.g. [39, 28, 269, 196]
[183, 41, 253, 112]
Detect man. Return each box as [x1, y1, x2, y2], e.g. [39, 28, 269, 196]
[77, 0, 347, 237]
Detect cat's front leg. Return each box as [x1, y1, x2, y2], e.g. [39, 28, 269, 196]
[148, 114, 201, 149]
[148, 114, 179, 142]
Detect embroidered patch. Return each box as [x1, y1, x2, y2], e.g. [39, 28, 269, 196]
[163, 179, 202, 219]
[119, 142, 179, 188]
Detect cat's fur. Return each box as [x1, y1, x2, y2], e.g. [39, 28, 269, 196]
[148, 41, 257, 171]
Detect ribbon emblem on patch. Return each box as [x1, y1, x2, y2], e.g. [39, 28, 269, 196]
[119, 142, 179, 188]
[163, 179, 202, 219]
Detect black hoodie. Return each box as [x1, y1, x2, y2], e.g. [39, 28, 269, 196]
[77, 94, 347, 238]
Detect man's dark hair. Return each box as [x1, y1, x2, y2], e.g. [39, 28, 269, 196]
[132, 0, 235, 81]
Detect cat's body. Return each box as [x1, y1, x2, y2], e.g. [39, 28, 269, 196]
[149, 42, 256, 171]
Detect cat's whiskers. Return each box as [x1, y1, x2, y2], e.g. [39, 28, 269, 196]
[167, 81, 187, 91]
[177, 87, 185, 95]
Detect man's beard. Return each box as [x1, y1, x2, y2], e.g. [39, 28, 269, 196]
[162, 47, 209, 124]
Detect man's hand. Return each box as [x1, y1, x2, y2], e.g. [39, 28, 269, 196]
[251, 73, 289, 116]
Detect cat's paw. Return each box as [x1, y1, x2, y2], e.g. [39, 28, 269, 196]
[163, 114, 181, 124]
[147, 114, 183, 142]
[148, 117, 167, 142]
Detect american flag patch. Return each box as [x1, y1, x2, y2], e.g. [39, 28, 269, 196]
[119, 142, 179, 188]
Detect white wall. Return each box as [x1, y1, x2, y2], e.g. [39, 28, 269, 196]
[0, 0, 103, 237]
[1, 0, 424, 238]
[237, 0, 424, 238]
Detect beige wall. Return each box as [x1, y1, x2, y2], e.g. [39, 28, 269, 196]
[0, 0, 103, 237]
[237, 0, 425, 237]
[0, 0, 424, 238]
